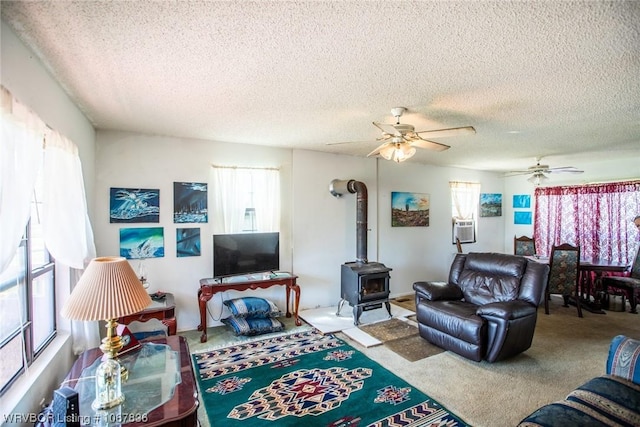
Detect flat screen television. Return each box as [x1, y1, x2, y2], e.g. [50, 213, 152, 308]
[213, 232, 280, 278]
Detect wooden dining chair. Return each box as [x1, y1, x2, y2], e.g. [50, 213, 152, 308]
[514, 235, 536, 256]
[546, 243, 583, 317]
[456, 237, 463, 253]
[603, 247, 640, 313]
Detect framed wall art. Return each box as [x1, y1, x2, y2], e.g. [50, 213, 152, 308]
[174, 182, 208, 223]
[176, 227, 201, 257]
[512, 194, 531, 209]
[110, 188, 160, 223]
[119, 227, 165, 259]
[514, 211, 532, 225]
[391, 191, 430, 227]
[480, 193, 502, 217]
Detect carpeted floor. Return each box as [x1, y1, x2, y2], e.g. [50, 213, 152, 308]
[181, 297, 640, 427]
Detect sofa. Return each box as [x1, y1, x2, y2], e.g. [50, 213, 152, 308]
[518, 335, 640, 426]
[413, 252, 549, 362]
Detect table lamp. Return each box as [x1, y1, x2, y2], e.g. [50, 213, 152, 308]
[61, 256, 152, 410]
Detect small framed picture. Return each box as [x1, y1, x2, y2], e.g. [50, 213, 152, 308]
[176, 228, 201, 257]
[480, 193, 502, 217]
[174, 182, 208, 223]
[110, 188, 160, 223]
[119, 227, 165, 259]
[391, 191, 430, 227]
[514, 211, 532, 225]
[513, 194, 531, 209]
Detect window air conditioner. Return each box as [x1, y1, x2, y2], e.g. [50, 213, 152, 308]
[453, 219, 475, 243]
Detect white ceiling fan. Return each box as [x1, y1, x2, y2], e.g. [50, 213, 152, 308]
[329, 107, 476, 162]
[507, 157, 584, 185]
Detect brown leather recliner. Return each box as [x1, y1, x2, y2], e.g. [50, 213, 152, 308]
[413, 252, 549, 363]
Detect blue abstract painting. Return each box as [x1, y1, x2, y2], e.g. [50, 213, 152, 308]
[512, 194, 531, 209]
[173, 182, 208, 223]
[110, 188, 160, 223]
[514, 211, 532, 225]
[119, 227, 165, 259]
[176, 228, 201, 257]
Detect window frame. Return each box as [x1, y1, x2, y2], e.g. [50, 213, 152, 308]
[0, 219, 56, 396]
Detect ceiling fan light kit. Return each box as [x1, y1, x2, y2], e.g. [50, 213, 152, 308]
[332, 107, 475, 163]
[527, 172, 549, 186]
[379, 140, 416, 163]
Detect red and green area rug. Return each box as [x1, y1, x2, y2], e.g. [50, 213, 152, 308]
[192, 329, 468, 426]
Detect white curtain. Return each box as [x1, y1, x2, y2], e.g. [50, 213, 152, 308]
[450, 181, 481, 220]
[1, 86, 98, 353]
[68, 268, 100, 354]
[43, 130, 99, 353]
[0, 87, 45, 273]
[43, 130, 96, 268]
[211, 166, 280, 233]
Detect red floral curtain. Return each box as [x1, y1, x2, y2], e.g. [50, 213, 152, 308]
[534, 180, 640, 265]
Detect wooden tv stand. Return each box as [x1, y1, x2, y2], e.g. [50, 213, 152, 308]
[197, 272, 301, 342]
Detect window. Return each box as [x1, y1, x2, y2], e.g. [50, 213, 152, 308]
[211, 166, 280, 234]
[1, 86, 94, 397]
[0, 172, 56, 395]
[450, 181, 480, 244]
[534, 180, 640, 264]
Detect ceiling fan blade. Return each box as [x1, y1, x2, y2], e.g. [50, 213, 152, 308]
[415, 126, 476, 138]
[326, 139, 376, 146]
[411, 139, 450, 152]
[326, 132, 393, 146]
[367, 142, 391, 157]
[505, 171, 534, 176]
[373, 122, 402, 136]
[547, 166, 584, 174]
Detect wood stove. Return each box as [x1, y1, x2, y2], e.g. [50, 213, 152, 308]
[338, 261, 392, 325]
[330, 179, 392, 325]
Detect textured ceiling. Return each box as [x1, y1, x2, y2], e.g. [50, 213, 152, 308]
[2, 1, 639, 173]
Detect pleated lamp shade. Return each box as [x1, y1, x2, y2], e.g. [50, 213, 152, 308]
[62, 256, 152, 321]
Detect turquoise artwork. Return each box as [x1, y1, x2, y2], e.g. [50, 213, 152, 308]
[119, 227, 165, 259]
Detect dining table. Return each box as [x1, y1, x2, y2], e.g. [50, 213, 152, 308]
[526, 255, 629, 314]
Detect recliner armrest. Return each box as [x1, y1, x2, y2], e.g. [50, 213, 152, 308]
[413, 281, 464, 301]
[477, 300, 536, 320]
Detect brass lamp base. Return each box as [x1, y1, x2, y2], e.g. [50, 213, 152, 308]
[101, 318, 129, 381]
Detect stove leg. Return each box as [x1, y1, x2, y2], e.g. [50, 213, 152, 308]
[336, 299, 347, 316]
[353, 305, 362, 325]
[385, 301, 392, 318]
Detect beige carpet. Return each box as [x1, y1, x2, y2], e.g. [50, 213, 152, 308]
[181, 297, 640, 427]
[340, 296, 640, 427]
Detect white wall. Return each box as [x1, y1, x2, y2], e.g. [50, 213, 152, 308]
[376, 161, 505, 295]
[94, 131, 293, 331]
[291, 150, 377, 308]
[95, 139, 510, 331]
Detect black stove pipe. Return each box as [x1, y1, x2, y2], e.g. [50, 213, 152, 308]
[329, 179, 368, 264]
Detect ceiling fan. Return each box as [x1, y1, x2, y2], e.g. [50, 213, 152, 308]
[507, 158, 584, 185]
[330, 107, 476, 162]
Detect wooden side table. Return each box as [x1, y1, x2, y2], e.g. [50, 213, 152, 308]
[197, 273, 301, 342]
[118, 293, 177, 335]
[63, 336, 198, 427]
